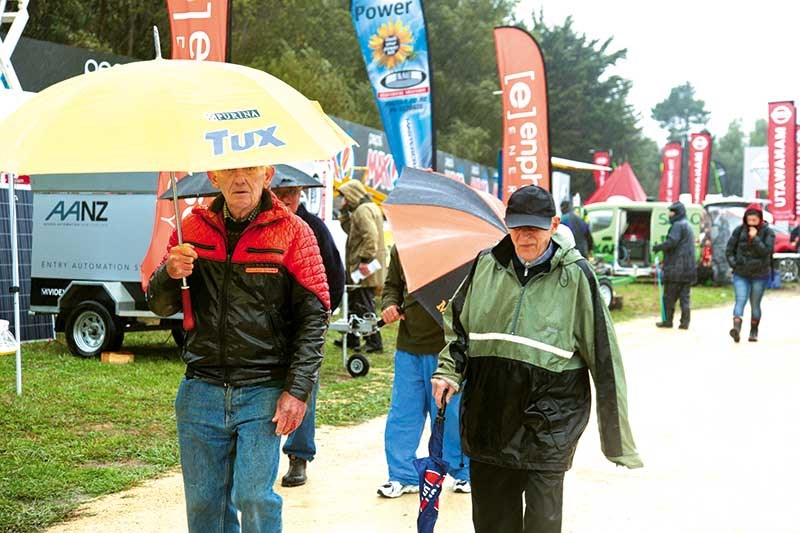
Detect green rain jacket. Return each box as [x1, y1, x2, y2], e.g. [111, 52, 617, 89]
[434, 230, 642, 472]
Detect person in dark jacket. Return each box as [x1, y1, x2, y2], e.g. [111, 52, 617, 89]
[147, 165, 329, 532]
[653, 201, 697, 329]
[560, 200, 593, 257]
[272, 174, 346, 488]
[432, 186, 641, 533]
[725, 203, 775, 342]
[376, 245, 470, 498]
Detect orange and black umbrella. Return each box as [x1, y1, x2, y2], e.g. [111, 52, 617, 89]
[382, 167, 507, 325]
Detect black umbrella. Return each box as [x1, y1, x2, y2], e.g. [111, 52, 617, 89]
[158, 164, 322, 200]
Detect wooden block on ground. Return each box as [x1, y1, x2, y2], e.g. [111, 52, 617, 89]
[101, 352, 135, 364]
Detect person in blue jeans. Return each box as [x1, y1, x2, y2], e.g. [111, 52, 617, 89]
[377, 245, 470, 498]
[272, 173, 346, 488]
[148, 166, 330, 532]
[725, 203, 775, 342]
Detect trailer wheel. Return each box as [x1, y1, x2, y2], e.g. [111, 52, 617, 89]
[108, 329, 125, 351]
[598, 279, 614, 309]
[65, 301, 118, 358]
[346, 354, 370, 378]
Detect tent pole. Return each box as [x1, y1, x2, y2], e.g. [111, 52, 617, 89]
[7, 172, 22, 395]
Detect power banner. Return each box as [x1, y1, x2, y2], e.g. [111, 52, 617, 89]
[166, 0, 231, 62]
[658, 142, 682, 202]
[141, 0, 231, 290]
[351, 0, 435, 174]
[766, 102, 796, 221]
[592, 151, 610, 188]
[688, 133, 712, 204]
[494, 26, 550, 201]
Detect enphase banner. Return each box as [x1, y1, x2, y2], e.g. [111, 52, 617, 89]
[592, 151, 610, 188]
[494, 26, 550, 201]
[166, 0, 231, 62]
[141, 0, 231, 290]
[767, 101, 796, 221]
[658, 143, 682, 202]
[351, 0, 435, 174]
[688, 133, 712, 204]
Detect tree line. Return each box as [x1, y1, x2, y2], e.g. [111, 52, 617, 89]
[23, 0, 761, 197]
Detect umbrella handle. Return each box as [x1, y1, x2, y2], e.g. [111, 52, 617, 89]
[435, 405, 446, 422]
[181, 284, 195, 330]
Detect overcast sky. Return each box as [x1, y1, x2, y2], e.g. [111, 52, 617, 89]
[515, 0, 800, 145]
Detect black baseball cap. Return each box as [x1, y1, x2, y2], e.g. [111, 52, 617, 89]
[505, 185, 556, 230]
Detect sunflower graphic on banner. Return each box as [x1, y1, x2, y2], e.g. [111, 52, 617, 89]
[351, 0, 435, 175]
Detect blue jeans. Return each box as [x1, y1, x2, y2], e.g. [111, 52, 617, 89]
[733, 274, 769, 320]
[175, 378, 283, 533]
[282, 381, 318, 461]
[385, 350, 469, 485]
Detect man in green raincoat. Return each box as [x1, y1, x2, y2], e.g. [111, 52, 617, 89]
[432, 185, 642, 533]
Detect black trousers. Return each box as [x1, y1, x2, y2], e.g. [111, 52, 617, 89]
[471, 460, 565, 533]
[662, 282, 691, 326]
[347, 287, 382, 349]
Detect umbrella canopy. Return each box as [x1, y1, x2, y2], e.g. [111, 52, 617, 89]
[0, 59, 354, 174]
[382, 167, 507, 325]
[413, 407, 450, 533]
[157, 165, 322, 200]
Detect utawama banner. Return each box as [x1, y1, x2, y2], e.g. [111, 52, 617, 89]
[592, 151, 610, 188]
[494, 26, 550, 201]
[658, 143, 682, 203]
[351, 0, 435, 175]
[688, 133, 712, 205]
[140, 0, 231, 291]
[796, 126, 800, 217]
[767, 101, 796, 222]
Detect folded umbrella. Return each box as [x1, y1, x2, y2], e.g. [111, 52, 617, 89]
[413, 406, 450, 533]
[382, 167, 507, 325]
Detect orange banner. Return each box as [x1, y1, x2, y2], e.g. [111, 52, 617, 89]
[167, 0, 230, 62]
[494, 26, 551, 201]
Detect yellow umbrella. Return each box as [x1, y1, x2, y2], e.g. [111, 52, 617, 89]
[0, 58, 356, 331]
[0, 59, 355, 174]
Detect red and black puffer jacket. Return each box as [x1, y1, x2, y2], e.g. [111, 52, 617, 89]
[147, 192, 329, 402]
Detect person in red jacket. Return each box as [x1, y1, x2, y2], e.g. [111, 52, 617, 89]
[148, 165, 329, 533]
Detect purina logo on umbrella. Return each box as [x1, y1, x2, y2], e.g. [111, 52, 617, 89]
[205, 109, 262, 121]
[204, 126, 286, 156]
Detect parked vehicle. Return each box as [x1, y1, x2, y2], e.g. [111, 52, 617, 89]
[28, 173, 184, 357]
[585, 201, 704, 278]
[703, 198, 799, 284]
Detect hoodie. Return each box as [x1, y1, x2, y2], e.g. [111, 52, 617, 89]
[725, 203, 775, 279]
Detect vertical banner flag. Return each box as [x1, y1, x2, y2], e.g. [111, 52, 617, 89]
[592, 151, 610, 188]
[351, 0, 435, 175]
[141, 0, 231, 291]
[166, 0, 231, 62]
[688, 133, 712, 204]
[658, 142, 682, 202]
[796, 126, 800, 217]
[493, 27, 550, 201]
[767, 101, 797, 221]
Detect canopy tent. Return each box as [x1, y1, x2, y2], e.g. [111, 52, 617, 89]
[585, 162, 647, 204]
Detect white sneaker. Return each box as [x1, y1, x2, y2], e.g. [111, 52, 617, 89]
[453, 479, 471, 493]
[377, 480, 419, 498]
